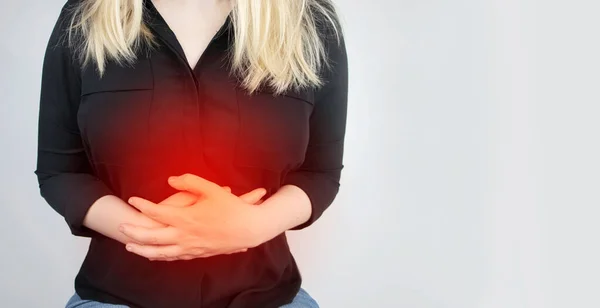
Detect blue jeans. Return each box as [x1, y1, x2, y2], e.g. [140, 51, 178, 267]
[66, 288, 319, 308]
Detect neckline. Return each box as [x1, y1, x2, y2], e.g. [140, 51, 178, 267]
[144, 0, 233, 71]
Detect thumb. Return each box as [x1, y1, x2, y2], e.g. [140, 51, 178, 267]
[239, 188, 267, 205]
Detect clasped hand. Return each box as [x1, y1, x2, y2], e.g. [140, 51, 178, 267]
[119, 174, 272, 261]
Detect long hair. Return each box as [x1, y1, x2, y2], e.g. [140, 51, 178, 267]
[66, 0, 343, 95]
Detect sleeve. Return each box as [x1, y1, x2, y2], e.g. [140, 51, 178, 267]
[281, 14, 349, 230]
[34, 2, 114, 238]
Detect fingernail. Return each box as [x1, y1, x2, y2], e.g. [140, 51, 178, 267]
[126, 245, 133, 251]
[168, 176, 176, 183]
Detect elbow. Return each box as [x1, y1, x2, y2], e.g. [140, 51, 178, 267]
[34, 168, 55, 193]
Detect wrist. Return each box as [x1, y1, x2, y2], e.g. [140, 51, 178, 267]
[252, 185, 312, 241]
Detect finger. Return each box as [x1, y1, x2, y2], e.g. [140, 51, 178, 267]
[156, 257, 178, 262]
[225, 248, 248, 255]
[176, 254, 196, 260]
[201, 248, 247, 258]
[168, 173, 223, 197]
[119, 224, 180, 245]
[154, 254, 196, 261]
[239, 188, 267, 205]
[128, 196, 186, 226]
[125, 243, 183, 260]
[159, 191, 198, 207]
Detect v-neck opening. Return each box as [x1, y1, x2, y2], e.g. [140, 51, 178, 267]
[144, 0, 232, 72]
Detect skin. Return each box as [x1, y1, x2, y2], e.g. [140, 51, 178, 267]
[121, 175, 312, 260]
[82, 185, 266, 246]
[83, 176, 312, 260]
[152, 0, 233, 69]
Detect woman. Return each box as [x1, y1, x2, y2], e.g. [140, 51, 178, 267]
[35, 0, 347, 307]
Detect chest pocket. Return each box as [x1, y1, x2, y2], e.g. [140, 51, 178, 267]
[78, 58, 154, 167]
[234, 86, 314, 172]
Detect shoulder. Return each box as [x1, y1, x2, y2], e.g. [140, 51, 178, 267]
[310, 1, 347, 84]
[311, 1, 346, 60]
[44, 1, 84, 73]
[311, 0, 344, 40]
[48, 1, 77, 44]
[47, 1, 84, 56]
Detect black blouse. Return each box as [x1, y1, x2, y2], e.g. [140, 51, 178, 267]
[34, 0, 348, 307]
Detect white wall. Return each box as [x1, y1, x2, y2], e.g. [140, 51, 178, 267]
[2, 0, 599, 307]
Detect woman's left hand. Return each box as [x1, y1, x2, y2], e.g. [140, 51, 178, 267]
[119, 173, 276, 261]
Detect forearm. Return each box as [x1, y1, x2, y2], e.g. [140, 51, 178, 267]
[257, 185, 312, 240]
[83, 195, 163, 244]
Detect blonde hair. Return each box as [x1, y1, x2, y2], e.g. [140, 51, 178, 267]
[67, 0, 343, 95]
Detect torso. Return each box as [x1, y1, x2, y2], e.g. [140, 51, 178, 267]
[65, 1, 332, 307]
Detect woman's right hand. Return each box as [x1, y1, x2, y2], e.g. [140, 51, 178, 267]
[84, 184, 266, 246]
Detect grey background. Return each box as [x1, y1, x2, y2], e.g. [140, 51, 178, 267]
[2, 0, 600, 307]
